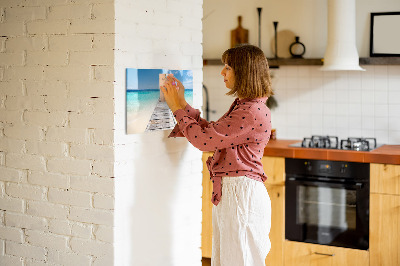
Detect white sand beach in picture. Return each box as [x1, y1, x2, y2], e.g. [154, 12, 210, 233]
[126, 68, 193, 134]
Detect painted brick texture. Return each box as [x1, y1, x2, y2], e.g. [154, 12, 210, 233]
[1, 0, 204, 265]
[0, 0, 115, 265]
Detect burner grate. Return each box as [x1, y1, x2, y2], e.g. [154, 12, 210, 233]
[296, 136, 378, 151]
[301, 135, 339, 149]
[340, 137, 377, 151]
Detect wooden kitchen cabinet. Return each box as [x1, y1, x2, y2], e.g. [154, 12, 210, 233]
[264, 184, 285, 266]
[261, 156, 285, 186]
[201, 154, 286, 266]
[262, 156, 285, 266]
[370, 193, 400, 266]
[284, 241, 369, 266]
[370, 163, 400, 195]
[202, 152, 213, 258]
[370, 163, 400, 266]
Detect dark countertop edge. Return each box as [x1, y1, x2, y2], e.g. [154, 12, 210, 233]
[263, 140, 400, 165]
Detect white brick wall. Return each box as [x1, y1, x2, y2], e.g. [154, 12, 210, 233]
[0, 225, 24, 243]
[5, 241, 47, 261]
[5, 213, 48, 231]
[47, 250, 92, 266]
[94, 225, 113, 242]
[1, 0, 204, 265]
[25, 230, 69, 251]
[0, 0, 115, 265]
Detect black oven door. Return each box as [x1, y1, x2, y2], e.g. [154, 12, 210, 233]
[285, 177, 369, 250]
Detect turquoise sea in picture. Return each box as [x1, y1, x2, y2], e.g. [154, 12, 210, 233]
[126, 68, 193, 134]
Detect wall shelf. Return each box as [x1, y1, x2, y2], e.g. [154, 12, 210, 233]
[268, 58, 323, 67]
[359, 57, 400, 65]
[203, 58, 323, 67]
[203, 57, 400, 67]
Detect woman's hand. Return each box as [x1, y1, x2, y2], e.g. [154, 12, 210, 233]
[171, 76, 187, 108]
[160, 77, 185, 113]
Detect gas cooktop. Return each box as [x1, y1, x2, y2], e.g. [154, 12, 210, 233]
[289, 135, 382, 151]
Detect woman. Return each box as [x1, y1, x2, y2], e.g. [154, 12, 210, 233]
[161, 44, 273, 266]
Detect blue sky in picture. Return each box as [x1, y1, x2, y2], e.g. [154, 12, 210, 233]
[168, 70, 194, 90]
[126, 68, 193, 91]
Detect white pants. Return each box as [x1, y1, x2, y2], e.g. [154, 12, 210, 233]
[212, 176, 271, 266]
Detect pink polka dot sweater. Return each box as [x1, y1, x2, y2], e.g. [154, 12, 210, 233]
[169, 97, 271, 206]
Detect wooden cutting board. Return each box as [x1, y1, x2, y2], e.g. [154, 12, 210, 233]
[231, 16, 249, 48]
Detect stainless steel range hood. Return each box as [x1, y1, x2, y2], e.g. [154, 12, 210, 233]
[320, 0, 365, 71]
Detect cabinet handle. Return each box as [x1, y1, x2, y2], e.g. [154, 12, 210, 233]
[314, 252, 335, 257]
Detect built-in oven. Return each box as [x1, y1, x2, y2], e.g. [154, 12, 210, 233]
[285, 158, 369, 250]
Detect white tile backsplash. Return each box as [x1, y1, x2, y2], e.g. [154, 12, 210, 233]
[374, 65, 388, 76]
[272, 65, 400, 144]
[374, 77, 388, 91]
[375, 104, 389, 117]
[389, 104, 400, 117]
[375, 130, 389, 144]
[388, 65, 400, 76]
[323, 103, 336, 116]
[361, 104, 374, 117]
[388, 76, 400, 90]
[336, 103, 349, 116]
[203, 65, 400, 144]
[349, 128, 363, 137]
[389, 131, 400, 144]
[361, 77, 375, 91]
[298, 67, 312, 78]
[348, 103, 362, 116]
[336, 115, 349, 129]
[285, 66, 299, 77]
[298, 77, 311, 88]
[311, 77, 324, 90]
[336, 90, 349, 103]
[348, 90, 361, 104]
[286, 77, 299, 89]
[375, 117, 389, 129]
[389, 117, 400, 131]
[388, 91, 400, 104]
[362, 89, 375, 103]
[376, 93, 388, 106]
[362, 116, 375, 130]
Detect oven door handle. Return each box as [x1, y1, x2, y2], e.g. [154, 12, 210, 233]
[287, 177, 364, 189]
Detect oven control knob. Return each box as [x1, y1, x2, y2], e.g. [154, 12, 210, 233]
[304, 162, 312, 171]
[340, 164, 347, 174]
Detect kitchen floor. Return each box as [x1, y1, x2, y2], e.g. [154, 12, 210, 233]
[202, 257, 211, 266]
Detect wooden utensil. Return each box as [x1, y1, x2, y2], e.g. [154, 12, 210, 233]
[231, 16, 249, 48]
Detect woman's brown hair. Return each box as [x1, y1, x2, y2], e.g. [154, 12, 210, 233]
[221, 44, 273, 99]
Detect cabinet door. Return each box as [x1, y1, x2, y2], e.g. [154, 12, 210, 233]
[370, 193, 400, 266]
[262, 156, 285, 186]
[202, 152, 213, 258]
[284, 241, 369, 266]
[370, 163, 400, 195]
[264, 184, 284, 266]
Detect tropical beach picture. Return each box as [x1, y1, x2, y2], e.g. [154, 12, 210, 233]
[126, 68, 193, 134]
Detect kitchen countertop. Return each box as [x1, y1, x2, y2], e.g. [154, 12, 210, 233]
[263, 139, 400, 165]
